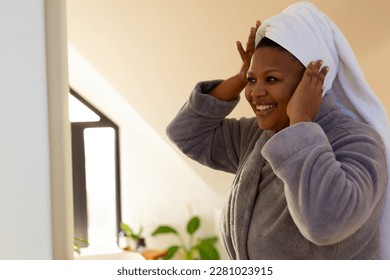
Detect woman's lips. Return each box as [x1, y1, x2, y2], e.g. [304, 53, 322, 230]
[255, 103, 277, 116]
[256, 104, 276, 112]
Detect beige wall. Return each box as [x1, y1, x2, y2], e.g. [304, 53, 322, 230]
[360, 38, 390, 110]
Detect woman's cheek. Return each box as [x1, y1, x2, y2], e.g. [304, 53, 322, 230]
[244, 88, 252, 103]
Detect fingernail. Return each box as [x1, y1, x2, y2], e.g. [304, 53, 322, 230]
[319, 60, 323, 65]
[324, 66, 329, 72]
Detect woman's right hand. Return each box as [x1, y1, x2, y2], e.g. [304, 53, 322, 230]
[210, 20, 261, 101]
[237, 20, 261, 80]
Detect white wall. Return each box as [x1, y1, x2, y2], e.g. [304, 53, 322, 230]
[68, 45, 229, 259]
[0, 0, 72, 259]
[0, 0, 52, 259]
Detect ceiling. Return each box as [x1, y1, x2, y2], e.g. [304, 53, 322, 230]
[66, 0, 390, 140]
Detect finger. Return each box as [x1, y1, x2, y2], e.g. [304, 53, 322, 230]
[306, 60, 322, 83]
[245, 21, 261, 53]
[246, 26, 257, 53]
[255, 20, 261, 30]
[312, 60, 323, 79]
[305, 61, 315, 83]
[236, 41, 246, 59]
[317, 66, 329, 89]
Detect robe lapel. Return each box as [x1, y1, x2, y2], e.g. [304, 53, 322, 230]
[231, 131, 271, 259]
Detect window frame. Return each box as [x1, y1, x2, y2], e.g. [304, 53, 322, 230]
[69, 88, 122, 247]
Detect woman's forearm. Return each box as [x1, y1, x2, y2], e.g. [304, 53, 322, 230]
[210, 73, 247, 101]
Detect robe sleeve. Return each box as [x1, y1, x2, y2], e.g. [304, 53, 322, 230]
[166, 80, 258, 174]
[261, 122, 388, 245]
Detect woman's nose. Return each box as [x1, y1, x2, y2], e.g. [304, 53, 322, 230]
[251, 84, 267, 99]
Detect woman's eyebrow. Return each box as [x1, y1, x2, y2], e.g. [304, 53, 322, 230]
[247, 69, 283, 76]
[265, 68, 283, 74]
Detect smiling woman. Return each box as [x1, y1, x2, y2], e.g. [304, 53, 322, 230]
[166, 2, 389, 260]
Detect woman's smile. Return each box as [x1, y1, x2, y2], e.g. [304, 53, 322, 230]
[255, 103, 277, 114]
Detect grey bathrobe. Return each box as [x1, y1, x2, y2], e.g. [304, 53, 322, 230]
[166, 80, 388, 259]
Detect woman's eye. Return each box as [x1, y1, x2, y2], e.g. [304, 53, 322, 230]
[247, 77, 256, 83]
[266, 76, 277, 83]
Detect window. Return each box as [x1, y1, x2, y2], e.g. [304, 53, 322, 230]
[69, 89, 121, 250]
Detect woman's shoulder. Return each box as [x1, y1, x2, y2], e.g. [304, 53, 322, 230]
[333, 116, 382, 141]
[318, 94, 384, 146]
[327, 116, 386, 156]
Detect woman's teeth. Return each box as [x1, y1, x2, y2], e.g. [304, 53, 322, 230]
[256, 104, 276, 111]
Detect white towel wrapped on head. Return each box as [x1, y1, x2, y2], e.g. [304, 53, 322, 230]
[255, 1, 390, 259]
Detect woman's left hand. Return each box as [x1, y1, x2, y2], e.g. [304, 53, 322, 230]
[287, 60, 329, 126]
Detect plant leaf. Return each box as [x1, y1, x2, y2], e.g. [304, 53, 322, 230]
[120, 222, 133, 236]
[196, 237, 220, 260]
[163, 246, 180, 260]
[151, 226, 178, 236]
[198, 236, 218, 245]
[187, 216, 200, 235]
[198, 245, 220, 260]
[74, 237, 89, 245]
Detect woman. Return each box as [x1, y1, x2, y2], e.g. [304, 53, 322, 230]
[166, 2, 389, 259]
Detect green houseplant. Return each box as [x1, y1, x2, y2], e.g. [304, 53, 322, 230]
[151, 216, 220, 260]
[73, 237, 89, 254]
[120, 222, 144, 241]
[119, 222, 144, 251]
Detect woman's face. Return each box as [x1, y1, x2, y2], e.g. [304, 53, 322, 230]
[245, 47, 305, 132]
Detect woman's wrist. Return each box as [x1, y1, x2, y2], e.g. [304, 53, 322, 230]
[236, 71, 248, 86]
[289, 115, 312, 126]
[210, 73, 247, 101]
